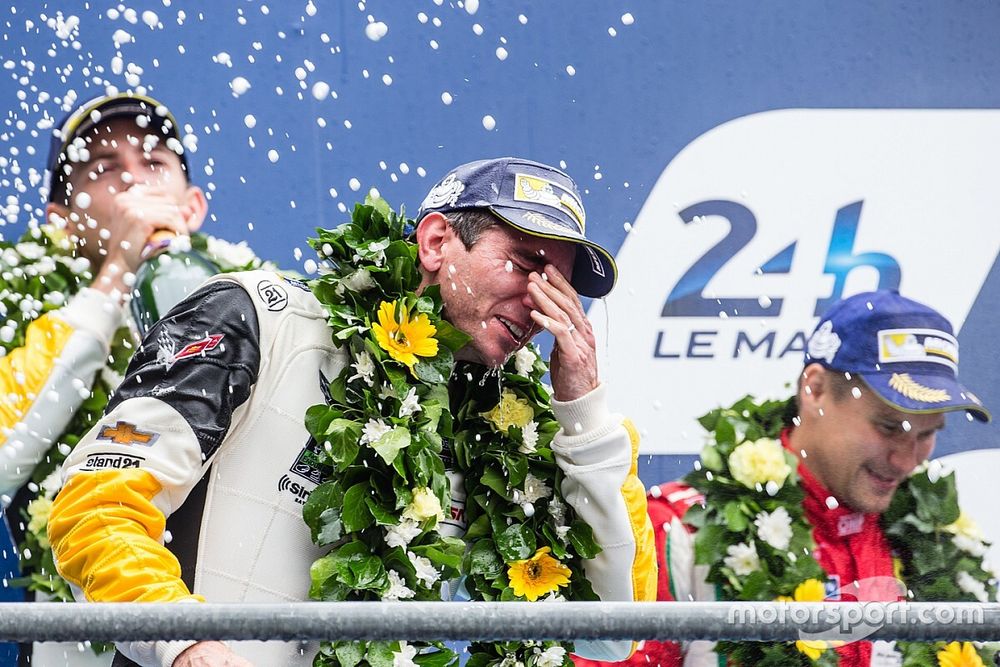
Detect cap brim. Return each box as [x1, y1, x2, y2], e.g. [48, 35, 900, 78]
[489, 205, 618, 298]
[859, 371, 991, 423]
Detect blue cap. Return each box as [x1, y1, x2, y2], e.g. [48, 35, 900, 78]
[46, 91, 189, 203]
[805, 290, 989, 422]
[416, 157, 617, 298]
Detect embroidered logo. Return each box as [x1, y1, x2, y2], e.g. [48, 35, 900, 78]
[888, 373, 951, 403]
[420, 173, 465, 210]
[878, 328, 958, 370]
[257, 280, 288, 312]
[837, 512, 865, 536]
[806, 320, 841, 364]
[174, 334, 225, 363]
[513, 174, 586, 233]
[96, 421, 160, 447]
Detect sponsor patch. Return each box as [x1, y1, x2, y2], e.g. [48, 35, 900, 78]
[257, 280, 289, 311]
[170, 333, 225, 367]
[421, 173, 465, 210]
[513, 173, 586, 233]
[96, 421, 160, 447]
[837, 512, 864, 536]
[807, 320, 842, 364]
[81, 452, 145, 471]
[283, 276, 311, 292]
[278, 474, 313, 506]
[878, 328, 958, 369]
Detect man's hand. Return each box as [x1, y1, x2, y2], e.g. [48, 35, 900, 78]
[173, 641, 254, 666]
[92, 184, 194, 297]
[527, 264, 598, 402]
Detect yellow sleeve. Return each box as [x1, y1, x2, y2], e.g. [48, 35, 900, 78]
[621, 418, 658, 603]
[48, 468, 201, 603]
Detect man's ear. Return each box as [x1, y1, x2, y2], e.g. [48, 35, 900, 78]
[182, 185, 208, 232]
[45, 202, 69, 227]
[799, 363, 829, 411]
[415, 212, 450, 273]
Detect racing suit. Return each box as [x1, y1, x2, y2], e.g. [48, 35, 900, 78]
[574, 428, 901, 667]
[48, 270, 657, 667]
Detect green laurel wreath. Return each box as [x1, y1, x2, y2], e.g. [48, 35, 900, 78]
[684, 395, 998, 666]
[302, 198, 601, 667]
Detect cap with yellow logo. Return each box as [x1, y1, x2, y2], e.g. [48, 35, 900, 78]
[417, 157, 617, 298]
[804, 290, 990, 422]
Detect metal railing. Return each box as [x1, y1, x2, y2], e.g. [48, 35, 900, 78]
[0, 601, 998, 643]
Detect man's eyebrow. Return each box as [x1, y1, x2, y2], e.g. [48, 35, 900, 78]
[511, 248, 546, 268]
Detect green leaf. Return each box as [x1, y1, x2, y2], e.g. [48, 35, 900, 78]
[366, 642, 396, 667]
[466, 540, 504, 577]
[414, 346, 454, 384]
[302, 481, 345, 545]
[566, 520, 602, 559]
[480, 466, 509, 497]
[700, 443, 724, 471]
[372, 427, 411, 465]
[341, 483, 374, 532]
[724, 501, 749, 532]
[334, 642, 365, 667]
[316, 508, 344, 545]
[434, 320, 473, 352]
[695, 524, 729, 565]
[495, 523, 536, 561]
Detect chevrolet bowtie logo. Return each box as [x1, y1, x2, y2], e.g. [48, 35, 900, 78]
[97, 421, 160, 447]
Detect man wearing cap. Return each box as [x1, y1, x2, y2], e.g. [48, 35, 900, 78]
[0, 91, 212, 666]
[573, 290, 991, 667]
[47, 157, 656, 666]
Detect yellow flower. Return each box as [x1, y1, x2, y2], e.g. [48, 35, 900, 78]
[27, 496, 53, 550]
[508, 547, 571, 601]
[937, 641, 985, 667]
[401, 487, 445, 522]
[727, 438, 791, 490]
[481, 389, 534, 434]
[795, 640, 828, 661]
[945, 512, 985, 542]
[792, 578, 827, 602]
[372, 300, 438, 369]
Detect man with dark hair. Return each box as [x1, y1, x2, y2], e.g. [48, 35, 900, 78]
[47, 158, 656, 666]
[575, 290, 992, 667]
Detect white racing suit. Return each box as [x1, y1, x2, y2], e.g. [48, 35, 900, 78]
[49, 270, 656, 667]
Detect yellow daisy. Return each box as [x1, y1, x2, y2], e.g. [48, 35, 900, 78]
[481, 389, 534, 434]
[372, 300, 438, 369]
[937, 642, 985, 667]
[507, 547, 571, 601]
[792, 578, 827, 602]
[795, 640, 828, 661]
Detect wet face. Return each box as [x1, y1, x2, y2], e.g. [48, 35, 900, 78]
[792, 365, 946, 514]
[417, 214, 575, 367]
[50, 116, 192, 265]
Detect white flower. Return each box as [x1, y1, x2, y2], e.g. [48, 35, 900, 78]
[1, 248, 20, 267]
[518, 420, 539, 455]
[513, 346, 537, 377]
[723, 541, 760, 576]
[39, 465, 63, 497]
[408, 550, 440, 588]
[360, 418, 391, 445]
[34, 255, 56, 276]
[956, 570, 989, 602]
[15, 242, 45, 261]
[952, 534, 988, 558]
[498, 655, 525, 667]
[522, 473, 551, 503]
[342, 267, 377, 292]
[382, 569, 415, 601]
[205, 236, 259, 268]
[349, 350, 376, 387]
[398, 387, 422, 419]
[547, 495, 567, 526]
[753, 506, 793, 551]
[393, 642, 419, 667]
[541, 591, 567, 602]
[402, 487, 445, 522]
[535, 646, 566, 667]
[385, 518, 423, 549]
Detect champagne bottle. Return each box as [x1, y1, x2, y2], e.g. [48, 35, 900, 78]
[129, 231, 219, 336]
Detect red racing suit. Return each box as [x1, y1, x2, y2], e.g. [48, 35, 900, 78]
[574, 429, 902, 667]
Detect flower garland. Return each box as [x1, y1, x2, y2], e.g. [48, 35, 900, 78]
[3, 224, 270, 607]
[683, 395, 998, 666]
[302, 198, 601, 667]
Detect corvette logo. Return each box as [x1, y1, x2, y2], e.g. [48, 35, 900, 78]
[159, 333, 225, 369]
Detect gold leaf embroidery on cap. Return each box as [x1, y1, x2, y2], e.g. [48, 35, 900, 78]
[888, 373, 951, 403]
